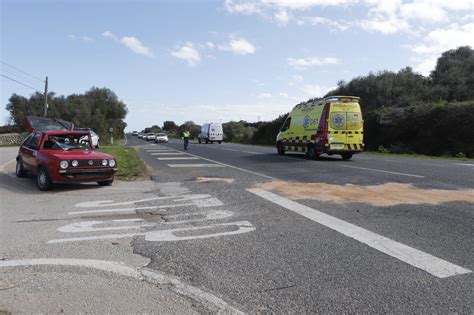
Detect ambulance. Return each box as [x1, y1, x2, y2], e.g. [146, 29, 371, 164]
[276, 96, 364, 160]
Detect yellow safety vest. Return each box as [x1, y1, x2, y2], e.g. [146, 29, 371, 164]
[183, 131, 190, 138]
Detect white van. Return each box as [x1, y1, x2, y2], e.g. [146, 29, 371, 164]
[199, 123, 223, 144]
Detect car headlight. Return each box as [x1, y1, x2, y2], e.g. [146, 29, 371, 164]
[71, 160, 79, 167]
[109, 159, 116, 167]
[60, 160, 69, 169]
[102, 159, 108, 166]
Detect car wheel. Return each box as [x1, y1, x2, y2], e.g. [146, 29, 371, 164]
[210, 141, 214, 144]
[341, 153, 353, 160]
[307, 145, 318, 159]
[96, 140, 100, 148]
[16, 158, 27, 177]
[37, 166, 53, 191]
[277, 143, 285, 155]
[198, 138, 201, 144]
[97, 178, 114, 186]
[218, 141, 222, 144]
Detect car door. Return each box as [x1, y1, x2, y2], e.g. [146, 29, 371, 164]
[22, 133, 41, 172]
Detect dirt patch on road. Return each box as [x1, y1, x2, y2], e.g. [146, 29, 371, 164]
[254, 181, 474, 206]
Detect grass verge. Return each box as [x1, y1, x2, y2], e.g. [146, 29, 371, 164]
[364, 151, 472, 161]
[99, 146, 147, 180]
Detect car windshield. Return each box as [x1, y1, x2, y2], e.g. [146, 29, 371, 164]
[157, 133, 166, 136]
[43, 134, 92, 151]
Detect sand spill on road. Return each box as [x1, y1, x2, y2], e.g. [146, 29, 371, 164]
[254, 181, 474, 206]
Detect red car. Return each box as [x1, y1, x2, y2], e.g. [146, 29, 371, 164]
[16, 116, 118, 190]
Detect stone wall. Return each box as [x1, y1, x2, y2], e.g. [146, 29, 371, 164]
[0, 133, 28, 146]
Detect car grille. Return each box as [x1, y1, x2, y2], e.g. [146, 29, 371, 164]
[74, 159, 104, 167]
[63, 168, 115, 174]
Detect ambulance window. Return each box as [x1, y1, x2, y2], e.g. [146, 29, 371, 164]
[281, 117, 291, 132]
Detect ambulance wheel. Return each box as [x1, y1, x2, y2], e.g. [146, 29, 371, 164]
[277, 143, 285, 155]
[341, 153, 353, 160]
[307, 145, 318, 159]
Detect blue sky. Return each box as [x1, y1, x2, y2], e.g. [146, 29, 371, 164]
[1, 0, 473, 131]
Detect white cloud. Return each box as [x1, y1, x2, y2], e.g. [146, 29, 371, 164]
[257, 92, 273, 99]
[68, 34, 94, 43]
[309, 16, 349, 31]
[301, 84, 335, 98]
[102, 31, 154, 57]
[206, 41, 216, 49]
[171, 43, 202, 66]
[359, 16, 410, 34]
[275, 10, 289, 25]
[288, 56, 340, 69]
[411, 23, 474, 75]
[264, 0, 358, 10]
[120, 36, 154, 57]
[219, 36, 256, 55]
[399, 2, 448, 22]
[224, 0, 261, 15]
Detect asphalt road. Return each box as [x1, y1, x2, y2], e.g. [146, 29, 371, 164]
[129, 135, 473, 313]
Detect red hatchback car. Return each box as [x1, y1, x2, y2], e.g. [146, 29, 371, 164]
[16, 116, 118, 190]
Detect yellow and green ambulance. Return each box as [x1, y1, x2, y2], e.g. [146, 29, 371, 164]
[276, 96, 364, 160]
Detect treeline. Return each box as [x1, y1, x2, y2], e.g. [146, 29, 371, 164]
[150, 46, 472, 158]
[326, 46, 474, 157]
[5, 87, 128, 143]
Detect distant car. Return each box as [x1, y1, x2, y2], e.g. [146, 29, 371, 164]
[199, 123, 223, 144]
[131, 131, 138, 136]
[154, 133, 168, 143]
[138, 133, 145, 139]
[145, 133, 156, 141]
[75, 128, 100, 148]
[16, 116, 118, 191]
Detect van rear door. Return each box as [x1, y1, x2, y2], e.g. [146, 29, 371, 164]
[328, 102, 363, 150]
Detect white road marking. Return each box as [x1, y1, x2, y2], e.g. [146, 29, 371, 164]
[340, 165, 425, 178]
[222, 148, 239, 152]
[162, 210, 234, 224]
[151, 152, 187, 155]
[0, 258, 243, 314]
[456, 163, 474, 167]
[243, 151, 262, 155]
[57, 219, 154, 233]
[168, 164, 225, 168]
[158, 157, 200, 160]
[0, 158, 16, 173]
[75, 194, 212, 208]
[170, 150, 277, 180]
[145, 221, 255, 242]
[248, 188, 471, 278]
[68, 204, 193, 215]
[48, 232, 142, 243]
[146, 149, 174, 152]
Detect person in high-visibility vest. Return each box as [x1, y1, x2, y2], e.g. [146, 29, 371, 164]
[181, 130, 190, 150]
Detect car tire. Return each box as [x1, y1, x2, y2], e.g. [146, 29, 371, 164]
[210, 141, 214, 144]
[198, 139, 201, 144]
[218, 141, 222, 144]
[277, 143, 285, 155]
[15, 158, 27, 177]
[37, 166, 53, 191]
[307, 145, 318, 159]
[96, 140, 100, 148]
[341, 153, 353, 160]
[97, 178, 114, 186]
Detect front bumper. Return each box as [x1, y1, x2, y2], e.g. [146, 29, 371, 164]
[55, 167, 118, 182]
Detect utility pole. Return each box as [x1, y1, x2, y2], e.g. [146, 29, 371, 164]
[44, 76, 48, 117]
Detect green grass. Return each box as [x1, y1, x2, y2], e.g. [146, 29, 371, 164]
[99, 146, 148, 180]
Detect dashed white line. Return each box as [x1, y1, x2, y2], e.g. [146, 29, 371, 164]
[222, 148, 239, 152]
[168, 164, 225, 168]
[456, 163, 474, 167]
[243, 151, 262, 155]
[158, 157, 200, 160]
[340, 165, 424, 178]
[151, 152, 187, 155]
[248, 188, 471, 279]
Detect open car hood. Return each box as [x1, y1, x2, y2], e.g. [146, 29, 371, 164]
[24, 116, 74, 132]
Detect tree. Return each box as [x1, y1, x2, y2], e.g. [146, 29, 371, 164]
[163, 121, 178, 131]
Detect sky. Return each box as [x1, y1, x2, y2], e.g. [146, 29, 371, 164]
[1, 0, 473, 132]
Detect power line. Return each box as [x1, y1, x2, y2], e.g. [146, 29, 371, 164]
[1, 66, 41, 86]
[0, 61, 44, 82]
[1, 74, 43, 93]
